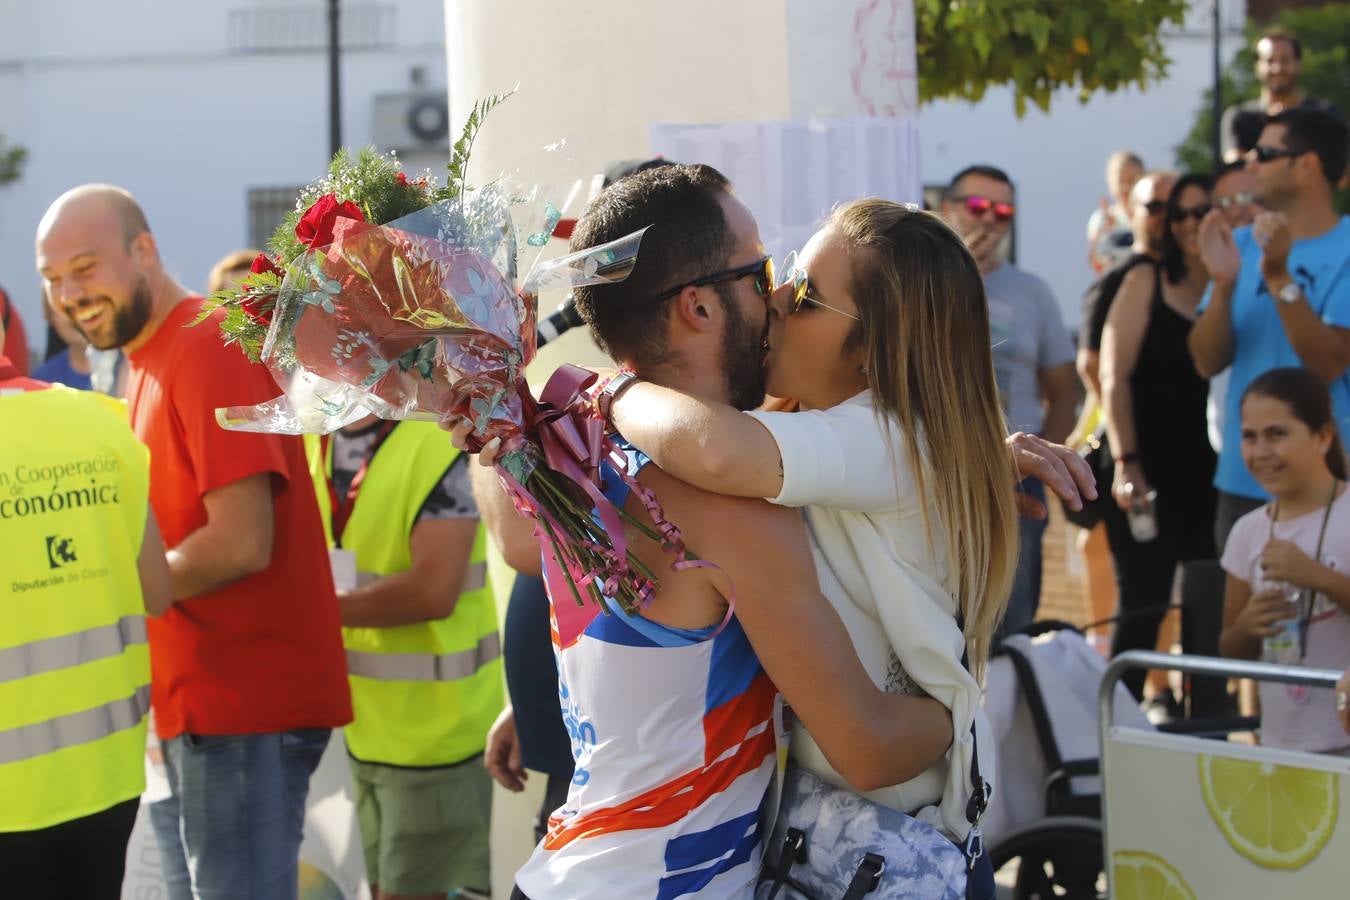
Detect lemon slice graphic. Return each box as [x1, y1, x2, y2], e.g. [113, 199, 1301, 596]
[1198, 754, 1338, 869]
[1112, 850, 1196, 900]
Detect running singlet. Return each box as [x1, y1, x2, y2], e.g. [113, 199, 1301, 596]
[514, 445, 779, 899]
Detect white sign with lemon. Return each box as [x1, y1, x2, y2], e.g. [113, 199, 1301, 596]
[1104, 728, 1350, 898]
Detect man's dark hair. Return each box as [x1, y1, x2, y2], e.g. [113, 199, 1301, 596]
[947, 164, 1014, 198]
[1268, 107, 1349, 186]
[570, 163, 734, 366]
[602, 157, 675, 189]
[1259, 28, 1301, 60]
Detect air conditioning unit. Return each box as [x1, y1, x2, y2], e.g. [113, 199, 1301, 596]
[371, 92, 450, 154]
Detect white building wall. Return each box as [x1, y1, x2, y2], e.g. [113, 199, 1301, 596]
[0, 0, 449, 350]
[443, 0, 797, 194]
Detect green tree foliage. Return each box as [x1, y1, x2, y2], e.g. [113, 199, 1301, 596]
[915, 0, 1189, 116]
[0, 133, 26, 186]
[1175, 2, 1350, 181]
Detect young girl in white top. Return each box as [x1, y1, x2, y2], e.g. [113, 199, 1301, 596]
[1219, 367, 1350, 755]
[603, 200, 1022, 842]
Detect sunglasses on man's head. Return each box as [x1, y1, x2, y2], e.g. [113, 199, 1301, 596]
[778, 251, 859, 321]
[1250, 144, 1306, 164]
[1216, 191, 1254, 210]
[649, 255, 774, 304]
[954, 194, 1016, 223]
[1168, 204, 1212, 223]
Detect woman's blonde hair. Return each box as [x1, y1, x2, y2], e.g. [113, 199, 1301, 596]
[206, 248, 260, 295]
[830, 199, 1019, 680]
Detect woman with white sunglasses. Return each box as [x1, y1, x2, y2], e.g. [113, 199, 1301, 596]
[593, 199, 1091, 895]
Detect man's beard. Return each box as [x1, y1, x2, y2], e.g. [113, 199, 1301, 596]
[1254, 180, 1291, 213]
[80, 278, 153, 350]
[1266, 74, 1297, 97]
[720, 290, 768, 411]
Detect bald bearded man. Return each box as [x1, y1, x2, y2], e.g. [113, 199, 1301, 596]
[36, 185, 351, 900]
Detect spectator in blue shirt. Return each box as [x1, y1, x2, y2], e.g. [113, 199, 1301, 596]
[32, 300, 92, 391]
[1190, 107, 1350, 553]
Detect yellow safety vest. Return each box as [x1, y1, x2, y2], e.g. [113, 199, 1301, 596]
[305, 421, 502, 767]
[0, 386, 151, 832]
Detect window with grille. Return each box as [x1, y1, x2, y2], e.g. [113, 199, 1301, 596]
[227, 4, 396, 53]
[247, 186, 304, 250]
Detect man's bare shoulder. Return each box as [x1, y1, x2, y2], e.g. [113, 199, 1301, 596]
[628, 460, 811, 575]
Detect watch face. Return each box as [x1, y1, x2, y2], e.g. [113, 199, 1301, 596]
[1279, 282, 1302, 304]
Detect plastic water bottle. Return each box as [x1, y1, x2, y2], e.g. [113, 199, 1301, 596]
[1127, 489, 1159, 542]
[1261, 582, 1302, 665]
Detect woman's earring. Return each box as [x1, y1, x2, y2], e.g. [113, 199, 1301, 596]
[858, 365, 867, 375]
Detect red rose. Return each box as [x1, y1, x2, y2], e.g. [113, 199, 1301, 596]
[240, 293, 274, 327]
[249, 252, 282, 277]
[396, 171, 408, 185]
[295, 194, 365, 249]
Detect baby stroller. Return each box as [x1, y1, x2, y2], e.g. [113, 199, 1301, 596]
[981, 622, 1152, 899]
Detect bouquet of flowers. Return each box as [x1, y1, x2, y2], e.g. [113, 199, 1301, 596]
[200, 96, 690, 645]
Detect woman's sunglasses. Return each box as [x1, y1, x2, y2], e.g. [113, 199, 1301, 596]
[954, 194, 1016, 223]
[778, 252, 860, 321]
[650, 255, 774, 303]
[1168, 204, 1212, 223]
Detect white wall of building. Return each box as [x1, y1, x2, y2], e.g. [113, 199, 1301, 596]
[0, 0, 449, 352]
[444, 0, 793, 194]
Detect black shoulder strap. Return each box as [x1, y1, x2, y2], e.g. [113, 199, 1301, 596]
[956, 615, 989, 872]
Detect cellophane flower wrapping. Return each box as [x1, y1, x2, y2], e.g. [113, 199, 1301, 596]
[217, 183, 637, 439]
[210, 165, 667, 647]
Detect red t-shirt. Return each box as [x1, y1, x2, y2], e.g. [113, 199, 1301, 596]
[0, 289, 31, 376]
[125, 298, 352, 739]
[0, 354, 45, 392]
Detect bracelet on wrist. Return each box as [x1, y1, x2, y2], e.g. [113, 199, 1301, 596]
[595, 369, 640, 420]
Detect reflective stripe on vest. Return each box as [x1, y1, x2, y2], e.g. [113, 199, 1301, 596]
[462, 561, 488, 594]
[0, 684, 149, 766]
[0, 615, 147, 684]
[346, 631, 501, 683]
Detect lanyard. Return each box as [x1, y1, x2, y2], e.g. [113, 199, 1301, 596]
[1268, 478, 1340, 660]
[320, 420, 395, 547]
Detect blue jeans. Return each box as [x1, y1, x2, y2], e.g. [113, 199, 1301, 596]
[1002, 478, 1047, 638]
[148, 728, 330, 900]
